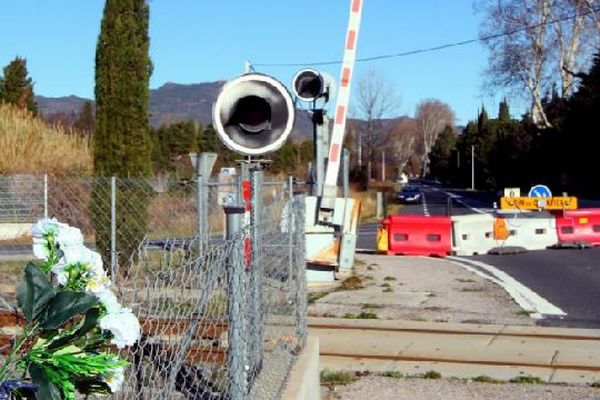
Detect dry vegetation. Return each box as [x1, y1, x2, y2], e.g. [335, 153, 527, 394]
[0, 103, 92, 175]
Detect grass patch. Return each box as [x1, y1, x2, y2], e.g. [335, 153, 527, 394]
[509, 375, 543, 384]
[460, 287, 484, 292]
[514, 310, 533, 316]
[380, 282, 391, 288]
[342, 276, 364, 290]
[422, 370, 442, 379]
[411, 317, 428, 322]
[424, 306, 448, 311]
[0, 103, 92, 174]
[590, 381, 600, 388]
[361, 303, 383, 310]
[322, 312, 337, 318]
[363, 275, 374, 281]
[382, 287, 394, 293]
[426, 292, 437, 298]
[366, 265, 374, 271]
[472, 375, 505, 384]
[456, 278, 476, 283]
[383, 276, 397, 281]
[354, 258, 366, 267]
[343, 311, 379, 319]
[308, 291, 330, 304]
[320, 370, 358, 386]
[383, 371, 403, 379]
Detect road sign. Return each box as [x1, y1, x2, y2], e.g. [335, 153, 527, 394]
[504, 188, 520, 198]
[528, 184, 552, 198]
[500, 196, 578, 210]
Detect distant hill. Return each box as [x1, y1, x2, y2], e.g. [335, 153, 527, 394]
[36, 81, 315, 141]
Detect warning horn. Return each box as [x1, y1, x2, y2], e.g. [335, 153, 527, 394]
[292, 68, 336, 102]
[212, 73, 295, 156]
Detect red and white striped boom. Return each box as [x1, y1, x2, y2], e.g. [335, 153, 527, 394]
[319, 0, 364, 223]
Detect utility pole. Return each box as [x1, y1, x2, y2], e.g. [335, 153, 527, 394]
[471, 145, 475, 191]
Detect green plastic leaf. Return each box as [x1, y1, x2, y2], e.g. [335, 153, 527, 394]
[17, 262, 55, 322]
[47, 307, 101, 351]
[29, 364, 62, 400]
[39, 291, 99, 330]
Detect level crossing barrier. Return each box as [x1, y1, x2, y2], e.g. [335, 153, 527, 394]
[451, 214, 496, 256]
[555, 208, 600, 245]
[383, 215, 452, 257]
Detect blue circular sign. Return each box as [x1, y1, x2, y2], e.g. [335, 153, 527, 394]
[528, 184, 552, 198]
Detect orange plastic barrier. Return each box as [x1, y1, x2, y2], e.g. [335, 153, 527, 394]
[383, 215, 452, 257]
[555, 208, 600, 245]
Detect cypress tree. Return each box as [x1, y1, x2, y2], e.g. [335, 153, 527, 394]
[91, 0, 152, 269]
[94, 0, 151, 176]
[0, 56, 37, 115]
[498, 98, 510, 123]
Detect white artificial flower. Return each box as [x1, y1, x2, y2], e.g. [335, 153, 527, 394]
[85, 275, 111, 294]
[50, 262, 69, 286]
[56, 224, 85, 264]
[99, 308, 141, 349]
[31, 218, 60, 239]
[96, 290, 122, 314]
[79, 248, 105, 277]
[31, 218, 61, 260]
[56, 223, 83, 246]
[78, 249, 110, 293]
[102, 363, 125, 393]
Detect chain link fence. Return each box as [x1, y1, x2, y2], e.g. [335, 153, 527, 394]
[0, 173, 307, 400]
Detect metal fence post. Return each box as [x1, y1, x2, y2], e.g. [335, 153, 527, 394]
[294, 194, 308, 347]
[224, 205, 247, 400]
[110, 176, 117, 278]
[43, 174, 48, 219]
[196, 173, 208, 253]
[287, 175, 294, 278]
[248, 167, 263, 383]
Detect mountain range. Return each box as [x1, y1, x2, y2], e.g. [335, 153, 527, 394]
[36, 81, 318, 142]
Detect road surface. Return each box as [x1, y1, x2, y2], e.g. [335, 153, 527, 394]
[358, 182, 600, 328]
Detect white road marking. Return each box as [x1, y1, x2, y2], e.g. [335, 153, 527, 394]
[422, 193, 430, 217]
[448, 256, 566, 318]
[427, 186, 491, 215]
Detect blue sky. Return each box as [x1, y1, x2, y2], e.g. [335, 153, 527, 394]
[0, 1, 507, 125]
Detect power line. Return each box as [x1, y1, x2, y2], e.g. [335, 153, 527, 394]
[253, 6, 600, 68]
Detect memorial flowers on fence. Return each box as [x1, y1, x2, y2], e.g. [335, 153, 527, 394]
[0, 218, 141, 399]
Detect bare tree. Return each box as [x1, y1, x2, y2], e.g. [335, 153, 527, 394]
[477, 0, 600, 127]
[385, 118, 418, 177]
[415, 100, 455, 177]
[355, 69, 398, 187]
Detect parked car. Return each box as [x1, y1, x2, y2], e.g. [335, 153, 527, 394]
[396, 186, 422, 204]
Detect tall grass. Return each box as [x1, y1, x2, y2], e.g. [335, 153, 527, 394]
[0, 104, 92, 175]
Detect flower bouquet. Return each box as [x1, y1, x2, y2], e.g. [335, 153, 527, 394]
[0, 219, 141, 399]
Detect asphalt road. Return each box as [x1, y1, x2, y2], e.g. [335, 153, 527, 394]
[471, 248, 600, 328]
[358, 182, 600, 328]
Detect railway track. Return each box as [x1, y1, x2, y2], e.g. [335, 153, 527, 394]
[308, 318, 600, 382]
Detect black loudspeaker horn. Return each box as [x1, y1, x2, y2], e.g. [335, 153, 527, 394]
[212, 73, 295, 156]
[292, 68, 336, 102]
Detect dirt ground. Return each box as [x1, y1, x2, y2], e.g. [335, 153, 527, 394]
[324, 375, 600, 400]
[309, 254, 600, 400]
[308, 254, 534, 326]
